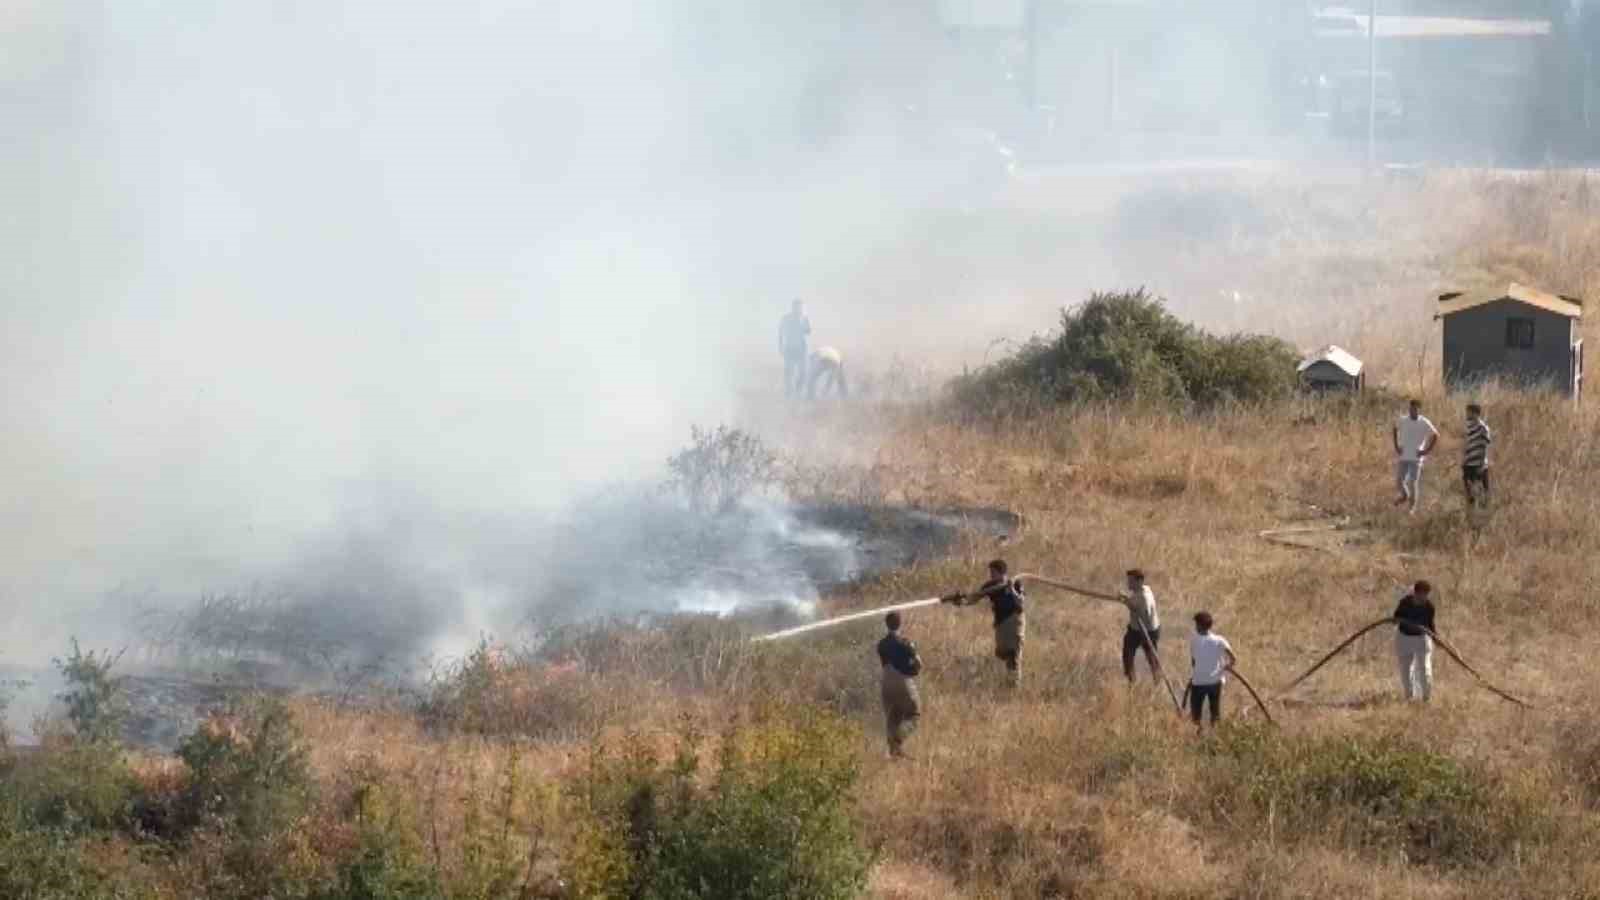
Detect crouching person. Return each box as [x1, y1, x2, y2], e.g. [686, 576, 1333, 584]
[1188, 611, 1236, 732]
[877, 612, 923, 759]
[807, 346, 849, 399]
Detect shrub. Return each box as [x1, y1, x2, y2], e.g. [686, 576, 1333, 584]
[566, 708, 871, 900]
[0, 810, 139, 900]
[666, 426, 779, 515]
[3, 744, 138, 835]
[314, 778, 442, 900]
[175, 695, 314, 841]
[950, 290, 1300, 417]
[0, 679, 19, 751]
[419, 639, 600, 739]
[54, 640, 129, 746]
[1202, 725, 1548, 866]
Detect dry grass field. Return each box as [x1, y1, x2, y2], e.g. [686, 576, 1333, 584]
[8, 170, 1600, 899]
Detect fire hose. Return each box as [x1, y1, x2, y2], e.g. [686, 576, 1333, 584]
[755, 572, 1281, 722]
[1283, 616, 1533, 709]
[1007, 575, 1183, 715]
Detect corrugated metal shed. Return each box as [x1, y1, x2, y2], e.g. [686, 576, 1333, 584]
[1437, 283, 1583, 319]
[1297, 345, 1364, 377]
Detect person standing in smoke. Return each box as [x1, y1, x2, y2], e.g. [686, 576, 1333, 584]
[1393, 580, 1437, 702]
[778, 299, 811, 397]
[877, 611, 923, 759]
[944, 559, 1026, 688]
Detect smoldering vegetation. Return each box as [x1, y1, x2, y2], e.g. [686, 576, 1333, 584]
[118, 431, 1017, 683]
[0, 423, 1016, 750]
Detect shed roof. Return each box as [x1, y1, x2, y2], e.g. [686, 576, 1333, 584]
[1436, 283, 1583, 319]
[1297, 345, 1364, 377]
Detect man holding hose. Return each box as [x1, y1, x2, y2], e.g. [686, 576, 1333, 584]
[1120, 569, 1161, 685]
[1188, 611, 1236, 731]
[1394, 580, 1436, 702]
[943, 559, 1026, 688]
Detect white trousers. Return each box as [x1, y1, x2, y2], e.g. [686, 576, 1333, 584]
[1396, 633, 1433, 701]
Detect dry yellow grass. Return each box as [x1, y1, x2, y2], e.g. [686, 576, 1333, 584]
[38, 170, 1600, 898]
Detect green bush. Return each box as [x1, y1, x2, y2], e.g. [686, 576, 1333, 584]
[950, 290, 1300, 417]
[0, 815, 135, 900]
[54, 641, 129, 746]
[566, 708, 870, 900]
[1203, 725, 1548, 866]
[314, 780, 442, 900]
[175, 695, 314, 840]
[3, 745, 138, 835]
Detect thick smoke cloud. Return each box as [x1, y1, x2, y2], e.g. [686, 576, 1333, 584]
[1, 1, 935, 663]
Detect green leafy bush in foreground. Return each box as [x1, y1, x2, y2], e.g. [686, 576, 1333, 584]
[566, 707, 870, 900]
[951, 289, 1300, 417]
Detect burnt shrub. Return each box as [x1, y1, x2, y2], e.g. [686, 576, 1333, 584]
[666, 425, 779, 515]
[950, 290, 1299, 418]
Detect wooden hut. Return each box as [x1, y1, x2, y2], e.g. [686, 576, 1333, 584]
[1436, 283, 1583, 398]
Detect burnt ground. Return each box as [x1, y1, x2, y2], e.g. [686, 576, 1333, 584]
[4, 502, 1018, 751]
[790, 504, 1018, 590]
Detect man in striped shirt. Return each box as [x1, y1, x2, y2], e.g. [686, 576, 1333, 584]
[1462, 403, 1492, 507]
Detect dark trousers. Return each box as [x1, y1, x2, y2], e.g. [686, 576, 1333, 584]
[1189, 683, 1222, 723]
[1462, 465, 1490, 504]
[1121, 627, 1160, 681]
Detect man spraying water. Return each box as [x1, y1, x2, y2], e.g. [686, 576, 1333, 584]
[943, 559, 1026, 688]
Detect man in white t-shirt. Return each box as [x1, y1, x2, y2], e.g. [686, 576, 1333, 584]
[1188, 611, 1236, 731]
[1392, 399, 1439, 514]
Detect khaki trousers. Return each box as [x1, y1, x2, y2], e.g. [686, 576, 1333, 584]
[881, 667, 921, 754]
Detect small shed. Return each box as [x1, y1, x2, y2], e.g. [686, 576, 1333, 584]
[1297, 345, 1365, 391]
[1436, 283, 1584, 398]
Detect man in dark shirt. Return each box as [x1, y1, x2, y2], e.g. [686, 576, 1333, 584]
[1393, 580, 1437, 702]
[944, 558, 1026, 687]
[877, 612, 923, 758]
